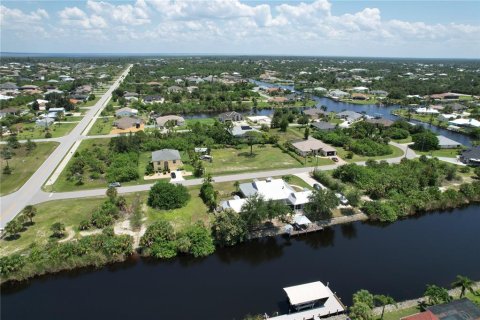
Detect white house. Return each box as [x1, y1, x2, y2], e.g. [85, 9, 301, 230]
[221, 178, 313, 211]
[448, 118, 480, 128]
[415, 107, 439, 114]
[437, 135, 463, 149]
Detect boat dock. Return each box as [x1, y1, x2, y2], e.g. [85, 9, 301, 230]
[267, 281, 346, 320]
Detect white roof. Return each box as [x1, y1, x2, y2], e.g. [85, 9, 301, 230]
[415, 107, 439, 114]
[284, 281, 331, 306]
[221, 199, 247, 213]
[0, 94, 13, 100]
[288, 191, 312, 206]
[251, 179, 294, 201]
[449, 118, 480, 128]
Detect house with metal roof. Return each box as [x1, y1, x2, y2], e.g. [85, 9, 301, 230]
[460, 146, 480, 165]
[151, 149, 182, 172]
[218, 111, 243, 122]
[436, 135, 463, 149]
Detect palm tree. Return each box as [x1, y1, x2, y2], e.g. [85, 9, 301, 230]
[23, 205, 37, 224]
[451, 275, 475, 298]
[375, 294, 396, 320]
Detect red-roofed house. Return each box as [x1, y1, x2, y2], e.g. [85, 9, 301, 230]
[401, 311, 438, 320]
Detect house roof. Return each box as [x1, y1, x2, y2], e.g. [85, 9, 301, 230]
[336, 110, 363, 120]
[291, 137, 336, 153]
[427, 298, 480, 320]
[462, 146, 480, 160]
[289, 191, 313, 206]
[239, 178, 295, 201]
[151, 149, 181, 162]
[156, 115, 185, 127]
[436, 135, 462, 147]
[283, 281, 331, 306]
[303, 108, 328, 117]
[293, 214, 312, 225]
[220, 199, 247, 213]
[143, 95, 164, 101]
[365, 118, 394, 127]
[219, 111, 243, 120]
[114, 117, 142, 129]
[115, 107, 138, 115]
[312, 121, 336, 130]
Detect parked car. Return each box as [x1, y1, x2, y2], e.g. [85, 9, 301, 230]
[313, 183, 322, 190]
[171, 172, 176, 179]
[108, 182, 121, 187]
[332, 157, 339, 162]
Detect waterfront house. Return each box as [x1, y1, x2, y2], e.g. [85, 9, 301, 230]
[448, 118, 480, 128]
[151, 149, 182, 172]
[230, 124, 259, 137]
[436, 135, 463, 149]
[438, 114, 459, 122]
[460, 146, 480, 165]
[336, 110, 363, 123]
[155, 115, 185, 129]
[415, 107, 440, 114]
[402, 298, 480, 320]
[371, 90, 388, 97]
[115, 107, 138, 117]
[365, 118, 394, 127]
[218, 111, 243, 123]
[328, 89, 349, 99]
[221, 178, 313, 211]
[303, 108, 328, 119]
[311, 121, 336, 131]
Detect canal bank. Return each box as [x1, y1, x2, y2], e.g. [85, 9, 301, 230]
[2, 204, 480, 320]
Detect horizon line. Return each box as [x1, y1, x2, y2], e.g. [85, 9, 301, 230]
[1, 52, 479, 60]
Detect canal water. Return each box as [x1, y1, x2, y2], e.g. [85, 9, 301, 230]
[2, 205, 479, 320]
[186, 79, 473, 146]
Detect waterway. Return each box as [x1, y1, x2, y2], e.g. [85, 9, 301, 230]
[186, 79, 473, 146]
[2, 205, 479, 320]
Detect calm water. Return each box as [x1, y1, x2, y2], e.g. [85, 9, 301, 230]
[2, 205, 480, 320]
[187, 79, 473, 146]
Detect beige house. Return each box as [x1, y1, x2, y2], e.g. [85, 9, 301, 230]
[152, 149, 182, 172]
[291, 137, 336, 157]
[155, 115, 185, 129]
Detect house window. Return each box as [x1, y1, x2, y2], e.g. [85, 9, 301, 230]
[173, 160, 176, 164]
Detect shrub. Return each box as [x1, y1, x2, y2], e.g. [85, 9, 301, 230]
[148, 180, 190, 210]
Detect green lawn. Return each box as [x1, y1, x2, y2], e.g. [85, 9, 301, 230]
[145, 186, 210, 230]
[6, 122, 77, 140]
[0, 142, 59, 195]
[88, 116, 114, 135]
[340, 98, 378, 105]
[0, 196, 106, 256]
[380, 305, 421, 320]
[204, 145, 305, 175]
[337, 144, 404, 163]
[392, 136, 413, 144]
[416, 148, 463, 158]
[82, 97, 101, 107]
[185, 118, 216, 126]
[1, 185, 210, 256]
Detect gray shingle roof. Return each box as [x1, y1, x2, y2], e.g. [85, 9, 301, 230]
[151, 149, 181, 162]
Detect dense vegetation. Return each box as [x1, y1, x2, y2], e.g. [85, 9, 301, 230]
[333, 157, 480, 222]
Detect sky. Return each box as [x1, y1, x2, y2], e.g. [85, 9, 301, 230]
[1, 0, 479, 58]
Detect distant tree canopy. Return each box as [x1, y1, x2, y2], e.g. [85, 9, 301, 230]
[148, 180, 190, 210]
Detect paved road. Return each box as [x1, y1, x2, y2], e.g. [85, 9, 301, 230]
[27, 141, 417, 205]
[0, 65, 132, 228]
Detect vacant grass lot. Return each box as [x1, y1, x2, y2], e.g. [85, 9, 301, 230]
[1, 186, 210, 256]
[204, 145, 303, 175]
[416, 148, 463, 158]
[5, 122, 77, 140]
[0, 142, 59, 195]
[88, 116, 114, 135]
[145, 186, 210, 230]
[185, 117, 216, 126]
[337, 144, 404, 163]
[0, 196, 105, 257]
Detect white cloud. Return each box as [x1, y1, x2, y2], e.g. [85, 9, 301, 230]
[1, 0, 479, 57]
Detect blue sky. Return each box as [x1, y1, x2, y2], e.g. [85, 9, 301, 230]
[1, 0, 479, 58]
